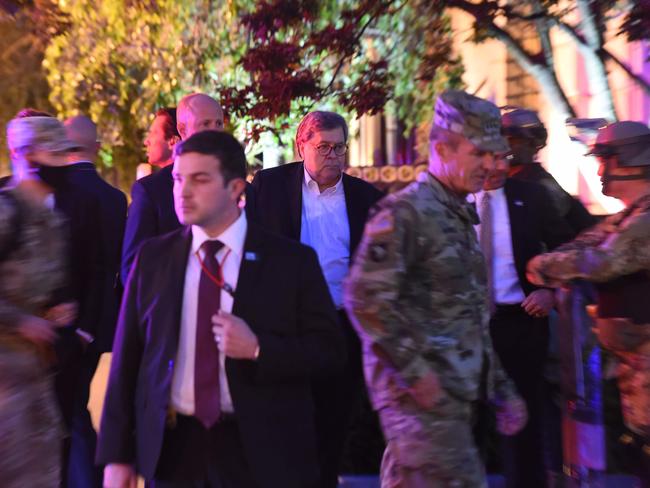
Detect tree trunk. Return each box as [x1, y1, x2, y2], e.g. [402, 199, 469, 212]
[581, 50, 617, 120]
[575, 0, 617, 120]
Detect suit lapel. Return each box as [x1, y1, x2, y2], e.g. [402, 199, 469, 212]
[342, 174, 364, 255]
[164, 227, 193, 345]
[504, 179, 526, 272]
[287, 163, 304, 240]
[232, 224, 265, 321]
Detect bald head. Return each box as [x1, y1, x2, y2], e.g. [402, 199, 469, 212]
[177, 93, 224, 139]
[64, 115, 99, 163]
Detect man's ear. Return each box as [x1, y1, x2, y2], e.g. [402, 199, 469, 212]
[296, 142, 303, 160]
[167, 135, 180, 149]
[435, 141, 451, 164]
[177, 123, 187, 140]
[230, 178, 247, 200]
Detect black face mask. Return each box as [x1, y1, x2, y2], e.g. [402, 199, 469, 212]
[32, 162, 70, 190]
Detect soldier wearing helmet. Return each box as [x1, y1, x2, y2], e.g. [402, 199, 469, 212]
[587, 121, 650, 198]
[502, 107, 596, 233]
[527, 121, 650, 484]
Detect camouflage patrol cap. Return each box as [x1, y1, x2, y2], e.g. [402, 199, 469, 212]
[432, 90, 509, 153]
[6, 116, 80, 154]
[586, 121, 650, 167]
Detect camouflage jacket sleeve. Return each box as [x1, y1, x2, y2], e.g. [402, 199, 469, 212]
[0, 194, 25, 326]
[551, 218, 608, 252]
[344, 201, 434, 387]
[528, 208, 650, 287]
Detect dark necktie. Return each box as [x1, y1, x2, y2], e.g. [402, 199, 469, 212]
[195, 240, 224, 428]
[479, 192, 495, 313]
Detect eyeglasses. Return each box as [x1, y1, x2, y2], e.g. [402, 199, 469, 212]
[310, 142, 348, 156]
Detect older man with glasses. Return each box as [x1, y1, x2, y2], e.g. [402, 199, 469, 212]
[249, 110, 385, 487]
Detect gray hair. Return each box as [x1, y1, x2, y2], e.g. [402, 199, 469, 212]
[296, 111, 348, 152]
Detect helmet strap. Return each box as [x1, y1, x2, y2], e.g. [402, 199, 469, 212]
[603, 166, 650, 183]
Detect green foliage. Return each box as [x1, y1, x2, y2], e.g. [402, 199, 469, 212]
[44, 0, 246, 190]
[41, 0, 462, 184]
[226, 0, 462, 163]
[0, 1, 64, 176]
[373, 1, 464, 134]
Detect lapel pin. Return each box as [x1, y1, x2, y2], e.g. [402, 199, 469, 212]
[514, 200, 524, 206]
[245, 252, 260, 261]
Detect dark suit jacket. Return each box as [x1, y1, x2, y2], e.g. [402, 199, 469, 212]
[249, 161, 384, 258]
[53, 182, 104, 331]
[0, 173, 105, 350]
[509, 163, 597, 233]
[121, 165, 256, 285]
[503, 178, 575, 296]
[97, 223, 345, 486]
[121, 165, 179, 285]
[65, 161, 127, 351]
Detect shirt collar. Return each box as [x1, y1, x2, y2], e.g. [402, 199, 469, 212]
[303, 165, 343, 195]
[476, 186, 505, 202]
[191, 210, 247, 258]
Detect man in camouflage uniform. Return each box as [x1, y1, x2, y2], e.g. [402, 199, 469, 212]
[344, 90, 527, 488]
[502, 107, 596, 233]
[527, 120, 650, 484]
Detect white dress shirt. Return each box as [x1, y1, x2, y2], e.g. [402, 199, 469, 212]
[171, 210, 247, 415]
[300, 168, 350, 309]
[475, 188, 526, 305]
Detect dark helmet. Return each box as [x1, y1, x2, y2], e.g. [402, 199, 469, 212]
[587, 121, 650, 190]
[586, 121, 650, 168]
[501, 107, 548, 150]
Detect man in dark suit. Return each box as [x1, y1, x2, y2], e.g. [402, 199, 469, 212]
[64, 115, 128, 351]
[97, 130, 344, 488]
[475, 152, 575, 487]
[120, 94, 223, 284]
[501, 107, 597, 233]
[58, 115, 127, 488]
[249, 111, 384, 486]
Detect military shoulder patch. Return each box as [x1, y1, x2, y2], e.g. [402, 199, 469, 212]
[367, 209, 395, 237]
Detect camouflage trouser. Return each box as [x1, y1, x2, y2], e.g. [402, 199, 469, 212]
[377, 394, 486, 488]
[0, 344, 63, 488]
[597, 318, 650, 440]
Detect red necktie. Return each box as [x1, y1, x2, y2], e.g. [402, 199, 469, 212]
[194, 240, 224, 428]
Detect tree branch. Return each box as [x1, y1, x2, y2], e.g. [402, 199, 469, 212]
[549, 17, 589, 50]
[531, 0, 555, 69]
[576, 0, 603, 50]
[319, 1, 397, 98]
[447, 0, 576, 118]
[552, 6, 616, 119]
[488, 21, 540, 71]
[603, 49, 650, 95]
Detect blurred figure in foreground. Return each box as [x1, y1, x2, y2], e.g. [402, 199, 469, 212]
[0, 116, 77, 487]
